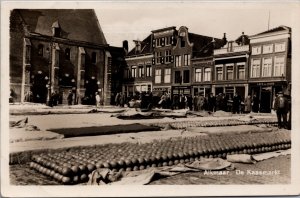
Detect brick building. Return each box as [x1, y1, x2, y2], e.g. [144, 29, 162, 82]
[213, 32, 250, 100]
[123, 36, 153, 97]
[191, 33, 226, 97]
[248, 26, 291, 112]
[151, 27, 177, 96]
[9, 9, 114, 105]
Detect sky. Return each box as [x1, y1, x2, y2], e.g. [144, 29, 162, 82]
[95, 2, 295, 50]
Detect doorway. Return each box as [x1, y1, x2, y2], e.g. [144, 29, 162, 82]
[260, 87, 272, 113]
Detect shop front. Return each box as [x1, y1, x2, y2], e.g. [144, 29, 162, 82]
[152, 86, 171, 97]
[172, 86, 192, 97]
[192, 85, 211, 97]
[213, 84, 248, 101]
[249, 82, 286, 113]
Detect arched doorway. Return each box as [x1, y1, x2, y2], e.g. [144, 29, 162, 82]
[85, 78, 99, 105]
[31, 72, 48, 103]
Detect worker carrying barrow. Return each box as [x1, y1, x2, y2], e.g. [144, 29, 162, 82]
[273, 91, 289, 129]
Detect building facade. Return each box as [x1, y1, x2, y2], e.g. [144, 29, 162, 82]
[123, 36, 153, 98]
[10, 9, 113, 105]
[213, 33, 250, 100]
[191, 33, 227, 97]
[151, 27, 177, 96]
[248, 26, 291, 112]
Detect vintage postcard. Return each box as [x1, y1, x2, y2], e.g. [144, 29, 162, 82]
[1, 1, 300, 197]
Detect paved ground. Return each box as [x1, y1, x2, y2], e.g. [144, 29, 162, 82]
[7, 104, 291, 186]
[9, 155, 290, 185]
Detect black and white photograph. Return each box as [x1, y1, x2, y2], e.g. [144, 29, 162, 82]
[1, 1, 300, 197]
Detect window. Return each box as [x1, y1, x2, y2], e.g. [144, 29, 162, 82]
[124, 69, 129, 79]
[216, 67, 223, 81]
[156, 39, 161, 47]
[237, 65, 245, 80]
[165, 37, 171, 46]
[175, 71, 181, 84]
[180, 38, 186, 48]
[274, 56, 285, 76]
[53, 27, 60, 37]
[65, 48, 70, 60]
[226, 66, 233, 80]
[91, 52, 97, 64]
[38, 44, 44, 56]
[263, 44, 273, 54]
[175, 55, 181, 67]
[165, 50, 172, 63]
[262, 58, 272, 77]
[183, 70, 190, 83]
[195, 68, 202, 82]
[204, 68, 211, 81]
[275, 43, 286, 52]
[251, 59, 261, 77]
[138, 66, 144, 78]
[156, 38, 165, 47]
[146, 65, 152, 77]
[164, 68, 171, 83]
[183, 54, 191, 66]
[155, 69, 161, 83]
[156, 51, 162, 64]
[131, 66, 137, 78]
[252, 46, 261, 55]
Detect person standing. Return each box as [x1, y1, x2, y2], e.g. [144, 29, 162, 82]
[193, 95, 199, 111]
[115, 92, 120, 106]
[273, 91, 289, 129]
[95, 92, 101, 108]
[198, 94, 205, 111]
[232, 92, 241, 114]
[252, 94, 259, 113]
[208, 93, 216, 112]
[244, 94, 252, 113]
[67, 90, 73, 106]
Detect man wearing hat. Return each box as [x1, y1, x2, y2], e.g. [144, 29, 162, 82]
[273, 91, 289, 129]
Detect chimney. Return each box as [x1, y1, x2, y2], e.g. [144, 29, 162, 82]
[133, 40, 142, 53]
[123, 40, 128, 55]
[241, 32, 245, 45]
[222, 33, 227, 46]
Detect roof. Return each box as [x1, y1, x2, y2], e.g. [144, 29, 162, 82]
[252, 25, 291, 37]
[188, 33, 224, 58]
[15, 9, 107, 45]
[151, 26, 176, 33]
[127, 34, 153, 57]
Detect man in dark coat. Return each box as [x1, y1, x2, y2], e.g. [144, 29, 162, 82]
[273, 91, 289, 129]
[252, 94, 259, 113]
[232, 93, 241, 114]
[208, 93, 216, 112]
[67, 90, 73, 106]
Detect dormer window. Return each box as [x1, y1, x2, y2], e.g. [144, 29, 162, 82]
[52, 21, 61, 37]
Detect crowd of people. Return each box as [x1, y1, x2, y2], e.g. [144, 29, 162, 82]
[112, 91, 263, 114]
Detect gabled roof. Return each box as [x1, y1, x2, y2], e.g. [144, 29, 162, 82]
[127, 34, 153, 57]
[16, 9, 107, 45]
[189, 33, 224, 58]
[252, 25, 291, 37]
